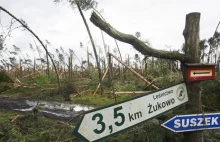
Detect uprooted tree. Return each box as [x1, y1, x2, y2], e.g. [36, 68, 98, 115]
[90, 12, 203, 142]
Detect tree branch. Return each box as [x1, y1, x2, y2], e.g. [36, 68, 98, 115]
[3, 26, 22, 40]
[90, 12, 191, 62]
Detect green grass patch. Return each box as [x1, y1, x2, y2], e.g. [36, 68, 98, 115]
[70, 93, 133, 107]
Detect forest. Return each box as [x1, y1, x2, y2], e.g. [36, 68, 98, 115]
[0, 0, 220, 142]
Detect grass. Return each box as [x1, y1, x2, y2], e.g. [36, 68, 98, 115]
[70, 93, 133, 107]
[1, 71, 220, 141]
[0, 73, 220, 141]
[0, 82, 10, 93]
[0, 85, 65, 101]
[0, 109, 76, 142]
[1, 86, 42, 98]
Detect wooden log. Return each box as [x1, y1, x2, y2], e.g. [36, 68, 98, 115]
[109, 53, 159, 89]
[93, 67, 109, 95]
[20, 72, 38, 79]
[11, 114, 20, 123]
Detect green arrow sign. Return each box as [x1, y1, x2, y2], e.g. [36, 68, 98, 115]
[73, 82, 188, 142]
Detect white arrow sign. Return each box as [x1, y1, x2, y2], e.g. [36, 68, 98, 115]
[73, 82, 188, 142]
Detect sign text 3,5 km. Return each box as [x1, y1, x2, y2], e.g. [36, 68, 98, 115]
[73, 82, 188, 142]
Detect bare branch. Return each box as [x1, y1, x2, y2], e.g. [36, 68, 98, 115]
[6, 18, 16, 31]
[90, 12, 191, 62]
[3, 26, 22, 40]
[0, 10, 6, 33]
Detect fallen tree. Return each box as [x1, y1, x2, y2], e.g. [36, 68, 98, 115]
[90, 12, 192, 63]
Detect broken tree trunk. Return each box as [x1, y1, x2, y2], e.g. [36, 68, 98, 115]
[182, 12, 203, 142]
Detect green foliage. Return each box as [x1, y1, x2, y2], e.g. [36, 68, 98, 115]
[182, 31, 220, 63]
[47, 72, 58, 84]
[34, 72, 57, 86]
[114, 81, 136, 91]
[201, 76, 220, 109]
[34, 73, 49, 85]
[113, 79, 146, 92]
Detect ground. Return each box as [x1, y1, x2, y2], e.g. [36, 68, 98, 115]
[0, 75, 220, 142]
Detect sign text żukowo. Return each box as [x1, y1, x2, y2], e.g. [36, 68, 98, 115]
[73, 82, 188, 142]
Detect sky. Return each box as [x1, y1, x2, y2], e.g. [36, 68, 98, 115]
[1, 0, 220, 65]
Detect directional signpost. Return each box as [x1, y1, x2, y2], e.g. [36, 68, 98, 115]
[73, 82, 188, 142]
[162, 113, 220, 132]
[185, 64, 216, 81]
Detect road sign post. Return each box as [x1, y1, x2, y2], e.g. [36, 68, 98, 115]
[73, 82, 188, 142]
[162, 113, 220, 132]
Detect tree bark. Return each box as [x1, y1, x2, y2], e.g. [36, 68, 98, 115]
[92, 8, 123, 62]
[46, 45, 50, 79]
[182, 12, 203, 142]
[90, 12, 191, 62]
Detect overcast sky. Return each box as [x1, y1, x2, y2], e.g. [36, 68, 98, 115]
[1, 0, 220, 64]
